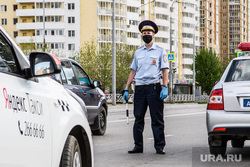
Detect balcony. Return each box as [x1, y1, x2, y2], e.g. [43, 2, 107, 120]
[16, 36, 66, 43]
[16, 8, 65, 17]
[182, 58, 193, 65]
[127, 38, 141, 46]
[183, 68, 193, 75]
[16, 22, 65, 30]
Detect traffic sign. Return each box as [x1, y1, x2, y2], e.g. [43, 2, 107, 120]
[237, 52, 245, 57]
[167, 53, 175, 62]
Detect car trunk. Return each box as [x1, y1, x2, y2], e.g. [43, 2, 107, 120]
[223, 82, 250, 111]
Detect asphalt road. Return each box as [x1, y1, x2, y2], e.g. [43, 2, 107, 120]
[92, 103, 250, 167]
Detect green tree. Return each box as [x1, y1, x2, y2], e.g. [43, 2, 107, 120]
[195, 48, 223, 95]
[116, 45, 135, 93]
[70, 38, 98, 80]
[70, 41, 135, 93]
[96, 46, 112, 92]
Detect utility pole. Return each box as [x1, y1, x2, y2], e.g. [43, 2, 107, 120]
[112, 0, 116, 105]
[43, 0, 45, 51]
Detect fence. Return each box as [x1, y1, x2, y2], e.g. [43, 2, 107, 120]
[105, 94, 209, 103]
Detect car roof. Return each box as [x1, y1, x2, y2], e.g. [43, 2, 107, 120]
[58, 57, 80, 65]
[233, 56, 250, 60]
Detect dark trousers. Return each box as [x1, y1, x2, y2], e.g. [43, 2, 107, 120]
[133, 83, 165, 150]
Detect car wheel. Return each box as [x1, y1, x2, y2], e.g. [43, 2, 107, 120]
[60, 135, 82, 167]
[231, 139, 244, 148]
[209, 146, 226, 156]
[92, 107, 107, 135]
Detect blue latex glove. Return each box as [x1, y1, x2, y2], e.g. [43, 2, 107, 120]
[123, 89, 129, 101]
[160, 86, 168, 100]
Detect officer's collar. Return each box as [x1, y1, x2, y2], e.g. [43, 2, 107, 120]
[143, 42, 156, 50]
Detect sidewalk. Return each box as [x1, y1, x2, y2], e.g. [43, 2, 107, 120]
[107, 102, 205, 113]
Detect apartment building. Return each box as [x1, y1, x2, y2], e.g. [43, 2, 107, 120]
[225, 0, 249, 60]
[200, 0, 250, 62]
[0, 0, 95, 56]
[200, 0, 219, 54]
[0, 0, 18, 40]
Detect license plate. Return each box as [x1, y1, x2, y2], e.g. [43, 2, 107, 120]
[243, 99, 250, 107]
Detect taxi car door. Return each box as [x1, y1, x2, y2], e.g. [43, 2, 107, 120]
[0, 31, 52, 166]
[61, 61, 100, 106]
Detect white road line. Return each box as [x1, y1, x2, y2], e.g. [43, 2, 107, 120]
[148, 135, 174, 140]
[108, 111, 205, 123]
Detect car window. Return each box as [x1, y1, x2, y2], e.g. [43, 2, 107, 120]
[61, 61, 78, 85]
[60, 68, 68, 84]
[0, 34, 18, 73]
[49, 74, 62, 84]
[225, 59, 250, 82]
[72, 63, 90, 86]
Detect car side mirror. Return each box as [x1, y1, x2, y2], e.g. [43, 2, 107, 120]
[94, 81, 102, 87]
[29, 52, 61, 77]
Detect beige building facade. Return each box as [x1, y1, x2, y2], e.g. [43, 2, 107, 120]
[0, 0, 18, 40]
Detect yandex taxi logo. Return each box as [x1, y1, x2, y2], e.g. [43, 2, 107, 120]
[2, 88, 43, 116]
[3, 88, 27, 112]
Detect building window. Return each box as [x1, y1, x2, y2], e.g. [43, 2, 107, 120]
[13, 18, 18, 25]
[1, 5, 7, 12]
[223, 50, 226, 54]
[223, 21, 227, 24]
[1, 19, 7, 25]
[68, 30, 75, 37]
[68, 3, 75, 10]
[223, 35, 226, 39]
[210, 38, 212, 43]
[223, 6, 226, 10]
[68, 44, 75, 50]
[223, 43, 226, 46]
[223, 13, 226, 17]
[13, 5, 18, 11]
[68, 17, 75, 23]
[13, 31, 18, 38]
[210, 30, 212, 34]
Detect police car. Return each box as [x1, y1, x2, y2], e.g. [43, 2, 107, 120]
[0, 27, 93, 166]
[207, 43, 250, 156]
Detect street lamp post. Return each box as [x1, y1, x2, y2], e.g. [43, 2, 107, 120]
[112, 0, 116, 105]
[43, 0, 45, 51]
[169, 0, 179, 103]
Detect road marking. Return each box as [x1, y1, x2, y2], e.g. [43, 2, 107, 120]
[108, 111, 205, 123]
[148, 135, 174, 140]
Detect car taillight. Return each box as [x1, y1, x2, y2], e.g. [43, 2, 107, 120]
[213, 127, 226, 131]
[207, 89, 224, 110]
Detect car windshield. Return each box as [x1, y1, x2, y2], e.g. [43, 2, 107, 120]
[225, 59, 250, 82]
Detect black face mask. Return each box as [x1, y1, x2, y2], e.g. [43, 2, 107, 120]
[143, 35, 153, 44]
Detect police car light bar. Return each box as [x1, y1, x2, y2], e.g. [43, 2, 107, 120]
[238, 42, 250, 51]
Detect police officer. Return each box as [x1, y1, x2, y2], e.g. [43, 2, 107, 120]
[123, 20, 169, 154]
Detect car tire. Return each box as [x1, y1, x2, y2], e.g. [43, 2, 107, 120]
[60, 135, 82, 167]
[92, 107, 107, 135]
[209, 146, 226, 156]
[231, 139, 244, 148]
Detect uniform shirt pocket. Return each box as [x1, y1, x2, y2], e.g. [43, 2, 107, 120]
[137, 56, 144, 70]
[145, 56, 159, 76]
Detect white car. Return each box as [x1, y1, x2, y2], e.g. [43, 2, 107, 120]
[0, 26, 93, 166]
[207, 55, 250, 156]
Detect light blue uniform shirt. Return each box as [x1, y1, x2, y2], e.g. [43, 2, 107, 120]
[130, 43, 169, 85]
